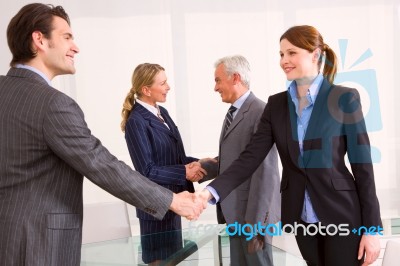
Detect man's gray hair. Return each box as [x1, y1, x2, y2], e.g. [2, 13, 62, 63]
[214, 55, 251, 88]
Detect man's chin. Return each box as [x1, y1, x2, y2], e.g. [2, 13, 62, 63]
[65, 68, 76, 75]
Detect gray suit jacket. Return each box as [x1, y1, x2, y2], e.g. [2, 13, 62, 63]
[217, 92, 280, 229]
[0, 68, 173, 266]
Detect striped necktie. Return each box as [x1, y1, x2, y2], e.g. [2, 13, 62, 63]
[224, 105, 237, 133]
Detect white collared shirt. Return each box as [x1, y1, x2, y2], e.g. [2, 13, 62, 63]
[135, 98, 169, 129]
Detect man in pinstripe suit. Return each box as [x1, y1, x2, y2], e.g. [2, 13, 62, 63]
[0, 4, 204, 266]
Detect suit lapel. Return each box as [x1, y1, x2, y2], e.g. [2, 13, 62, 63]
[220, 92, 256, 142]
[218, 92, 254, 173]
[159, 107, 180, 141]
[286, 92, 305, 169]
[135, 104, 178, 140]
[302, 79, 332, 166]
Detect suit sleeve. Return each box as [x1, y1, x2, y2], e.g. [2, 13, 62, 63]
[125, 115, 188, 186]
[343, 89, 381, 227]
[210, 100, 275, 201]
[198, 157, 219, 183]
[43, 94, 172, 220]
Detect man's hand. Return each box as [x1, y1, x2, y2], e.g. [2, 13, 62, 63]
[197, 158, 218, 182]
[185, 162, 207, 182]
[194, 189, 213, 208]
[358, 234, 380, 265]
[243, 220, 264, 254]
[169, 191, 206, 220]
[248, 234, 264, 254]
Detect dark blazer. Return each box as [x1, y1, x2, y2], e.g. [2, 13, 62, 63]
[125, 103, 196, 221]
[0, 68, 173, 266]
[210, 78, 381, 229]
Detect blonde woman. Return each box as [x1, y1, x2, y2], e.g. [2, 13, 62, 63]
[121, 63, 213, 265]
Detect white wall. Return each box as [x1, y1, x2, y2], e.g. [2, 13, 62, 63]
[1, 0, 400, 224]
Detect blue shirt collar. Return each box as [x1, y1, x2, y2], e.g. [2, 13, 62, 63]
[15, 64, 52, 86]
[288, 73, 323, 104]
[232, 90, 251, 109]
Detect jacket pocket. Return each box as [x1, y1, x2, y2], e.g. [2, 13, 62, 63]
[46, 214, 81, 266]
[331, 178, 356, 191]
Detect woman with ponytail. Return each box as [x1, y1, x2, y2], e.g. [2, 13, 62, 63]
[202, 25, 381, 266]
[121, 63, 215, 265]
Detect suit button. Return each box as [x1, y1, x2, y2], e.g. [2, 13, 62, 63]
[145, 208, 156, 214]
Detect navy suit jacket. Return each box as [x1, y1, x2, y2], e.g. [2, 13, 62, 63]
[125, 103, 196, 220]
[210, 78, 381, 229]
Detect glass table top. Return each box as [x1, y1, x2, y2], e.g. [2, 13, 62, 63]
[81, 224, 306, 265]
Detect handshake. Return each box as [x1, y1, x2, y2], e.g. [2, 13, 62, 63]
[169, 157, 218, 220]
[170, 189, 213, 221]
[184, 157, 218, 182]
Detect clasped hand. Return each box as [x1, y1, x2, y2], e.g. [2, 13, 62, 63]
[185, 157, 218, 182]
[171, 191, 208, 220]
[170, 189, 213, 221]
[185, 161, 205, 182]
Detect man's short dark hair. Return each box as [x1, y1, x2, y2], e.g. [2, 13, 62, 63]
[7, 3, 70, 67]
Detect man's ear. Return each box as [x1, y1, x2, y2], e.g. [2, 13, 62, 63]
[31, 31, 45, 51]
[232, 73, 241, 84]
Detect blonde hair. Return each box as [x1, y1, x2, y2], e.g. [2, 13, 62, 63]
[280, 25, 337, 84]
[120, 63, 165, 132]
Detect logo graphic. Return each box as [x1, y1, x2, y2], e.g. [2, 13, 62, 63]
[224, 222, 383, 240]
[292, 39, 382, 168]
[333, 39, 382, 163]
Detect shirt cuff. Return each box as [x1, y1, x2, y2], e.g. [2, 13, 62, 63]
[205, 186, 219, 204]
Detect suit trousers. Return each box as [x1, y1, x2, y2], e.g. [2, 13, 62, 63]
[294, 221, 363, 266]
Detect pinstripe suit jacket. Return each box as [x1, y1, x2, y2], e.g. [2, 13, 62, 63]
[125, 103, 196, 221]
[0, 68, 173, 266]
